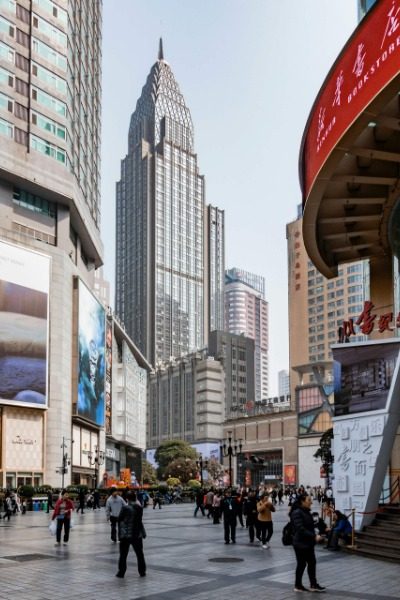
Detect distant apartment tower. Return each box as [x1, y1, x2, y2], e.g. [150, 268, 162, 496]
[358, 0, 377, 19]
[225, 268, 268, 401]
[287, 210, 368, 485]
[208, 330, 255, 417]
[115, 41, 224, 366]
[278, 370, 290, 397]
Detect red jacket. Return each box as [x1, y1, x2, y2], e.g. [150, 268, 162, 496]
[52, 497, 74, 520]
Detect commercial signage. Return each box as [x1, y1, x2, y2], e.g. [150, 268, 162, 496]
[284, 464, 297, 486]
[301, 0, 400, 202]
[76, 279, 105, 426]
[105, 318, 112, 435]
[340, 300, 400, 341]
[0, 241, 50, 409]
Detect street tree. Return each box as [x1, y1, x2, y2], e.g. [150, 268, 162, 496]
[155, 440, 197, 479]
[141, 459, 158, 485]
[164, 457, 197, 484]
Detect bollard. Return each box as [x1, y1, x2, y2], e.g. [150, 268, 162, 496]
[350, 508, 356, 548]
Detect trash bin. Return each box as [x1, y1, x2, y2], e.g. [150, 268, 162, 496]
[33, 500, 39, 511]
[42, 500, 48, 512]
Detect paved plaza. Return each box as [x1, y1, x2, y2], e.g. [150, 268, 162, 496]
[0, 501, 398, 599]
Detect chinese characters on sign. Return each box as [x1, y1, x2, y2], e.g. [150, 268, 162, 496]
[339, 301, 400, 342]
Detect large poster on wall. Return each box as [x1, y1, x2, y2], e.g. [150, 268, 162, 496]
[77, 279, 105, 426]
[105, 318, 112, 434]
[0, 241, 50, 408]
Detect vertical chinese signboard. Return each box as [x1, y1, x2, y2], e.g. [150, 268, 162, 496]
[105, 318, 112, 435]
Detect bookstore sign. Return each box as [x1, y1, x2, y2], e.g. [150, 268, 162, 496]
[339, 301, 400, 342]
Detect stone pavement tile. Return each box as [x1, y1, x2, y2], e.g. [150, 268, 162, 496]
[0, 503, 399, 600]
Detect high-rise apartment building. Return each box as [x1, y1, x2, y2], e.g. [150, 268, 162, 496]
[225, 268, 268, 401]
[278, 370, 290, 397]
[116, 41, 224, 366]
[0, 0, 103, 488]
[287, 210, 368, 485]
[358, 0, 377, 20]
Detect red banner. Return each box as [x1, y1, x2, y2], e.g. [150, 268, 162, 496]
[284, 464, 297, 486]
[301, 0, 400, 202]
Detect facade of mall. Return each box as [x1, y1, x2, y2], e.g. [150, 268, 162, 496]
[300, 0, 400, 527]
[0, 0, 150, 490]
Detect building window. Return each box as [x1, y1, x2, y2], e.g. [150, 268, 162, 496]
[30, 133, 66, 164]
[13, 187, 56, 218]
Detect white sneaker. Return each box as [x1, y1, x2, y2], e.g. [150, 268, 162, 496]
[265, 542, 270, 548]
[262, 544, 267, 549]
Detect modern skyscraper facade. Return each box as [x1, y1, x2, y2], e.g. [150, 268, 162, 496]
[116, 41, 222, 367]
[206, 204, 225, 334]
[225, 268, 268, 401]
[0, 0, 103, 488]
[358, 0, 377, 20]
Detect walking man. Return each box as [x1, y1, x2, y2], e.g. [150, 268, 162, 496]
[116, 491, 146, 578]
[221, 489, 239, 544]
[106, 488, 126, 542]
[76, 488, 86, 514]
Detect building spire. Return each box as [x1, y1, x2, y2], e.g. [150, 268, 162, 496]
[158, 38, 164, 61]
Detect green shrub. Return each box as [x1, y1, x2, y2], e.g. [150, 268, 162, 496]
[18, 484, 35, 498]
[187, 479, 201, 489]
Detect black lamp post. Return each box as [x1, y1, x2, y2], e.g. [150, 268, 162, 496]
[196, 454, 209, 487]
[88, 445, 105, 487]
[220, 431, 243, 487]
[60, 437, 74, 489]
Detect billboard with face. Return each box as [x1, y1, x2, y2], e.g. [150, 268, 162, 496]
[0, 241, 50, 408]
[77, 280, 105, 426]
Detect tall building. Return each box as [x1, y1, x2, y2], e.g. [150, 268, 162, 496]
[287, 210, 368, 485]
[278, 370, 290, 397]
[147, 350, 225, 449]
[225, 268, 269, 401]
[208, 329, 255, 417]
[358, 0, 377, 20]
[115, 41, 223, 366]
[205, 204, 225, 334]
[0, 0, 103, 488]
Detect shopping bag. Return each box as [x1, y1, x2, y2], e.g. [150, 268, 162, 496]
[70, 518, 75, 529]
[49, 520, 57, 536]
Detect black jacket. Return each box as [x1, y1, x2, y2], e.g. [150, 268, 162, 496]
[118, 502, 144, 540]
[291, 507, 316, 549]
[221, 496, 239, 522]
[243, 497, 258, 524]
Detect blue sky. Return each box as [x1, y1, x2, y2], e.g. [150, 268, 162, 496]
[101, 0, 358, 394]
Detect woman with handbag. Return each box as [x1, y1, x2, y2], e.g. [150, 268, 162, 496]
[51, 489, 74, 546]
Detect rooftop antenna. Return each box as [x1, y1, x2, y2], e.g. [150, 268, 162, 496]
[158, 37, 164, 61]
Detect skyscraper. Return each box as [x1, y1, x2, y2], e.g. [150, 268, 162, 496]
[0, 0, 103, 488]
[225, 268, 269, 401]
[116, 40, 223, 366]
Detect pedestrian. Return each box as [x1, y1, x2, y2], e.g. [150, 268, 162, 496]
[278, 488, 284, 505]
[236, 491, 245, 527]
[106, 487, 126, 542]
[243, 489, 259, 543]
[116, 491, 146, 578]
[93, 489, 101, 510]
[205, 488, 214, 518]
[256, 493, 275, 548]
[46, 489, 54, 514]
[290, 493, 326, 593]
[221, 489, 238, 544]
[76, 488, 85, 514]
[193, 488, 205, 517]
[51, 489, 75, 546]
[325, 510, 352, 550]
[212, 490, 222, 524]
[3, 492, 12, 521]
[153, 490, 163, 510]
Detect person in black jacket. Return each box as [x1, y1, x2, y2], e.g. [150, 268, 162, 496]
[290, 493, 326, 593]
[116, 491, 146, 578]
[243, 489, 259, 543]
[221, 489, 239, 544]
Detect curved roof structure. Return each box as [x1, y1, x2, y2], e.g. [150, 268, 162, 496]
[300, 0, 400, 277]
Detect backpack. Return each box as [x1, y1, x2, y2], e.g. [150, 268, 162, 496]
[282, 521, 294, 546]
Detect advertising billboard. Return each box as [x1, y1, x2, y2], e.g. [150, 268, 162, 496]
[333, 340, 400, 416]
[77, 279, 105, 426]
[105, 318, 112, 435]
[0, 241, 50, 409]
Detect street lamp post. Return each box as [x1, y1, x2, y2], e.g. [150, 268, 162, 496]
[220, 431, 243, 487]
[59, 437, 74, 489]
[196, 454, 209, 487]
[88, 445, 105, 488]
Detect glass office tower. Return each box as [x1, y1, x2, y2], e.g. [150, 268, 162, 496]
[116, 41, 214, 366]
